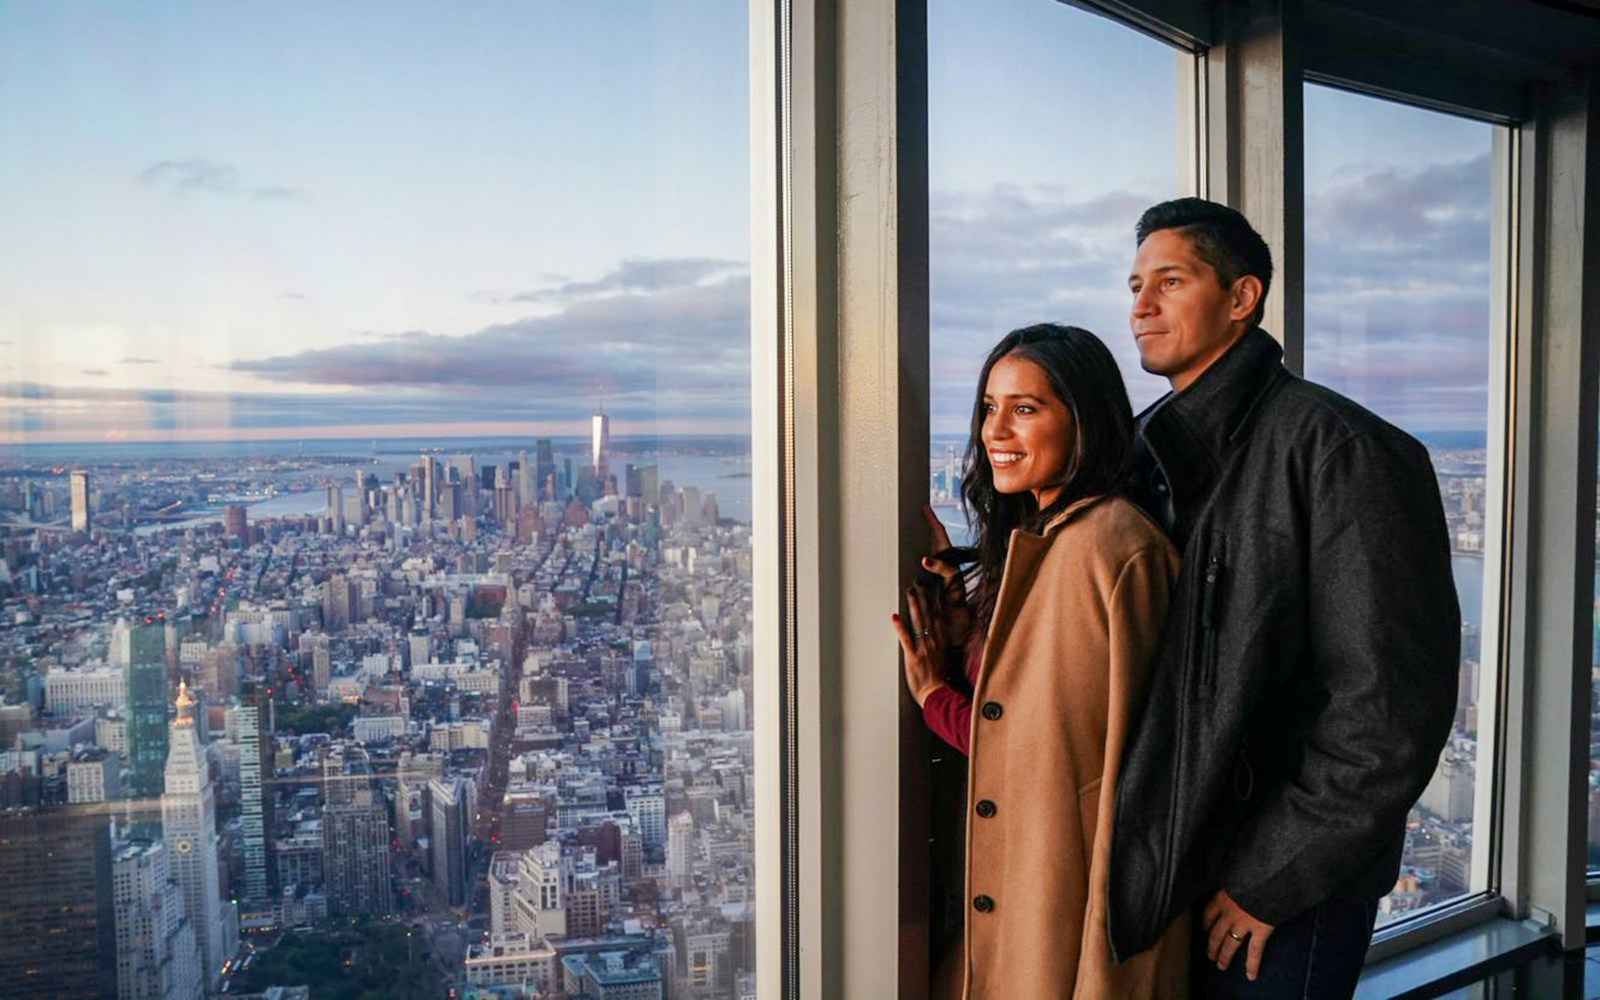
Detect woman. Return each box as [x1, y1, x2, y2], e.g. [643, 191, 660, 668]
[893, 324, 1189, 998]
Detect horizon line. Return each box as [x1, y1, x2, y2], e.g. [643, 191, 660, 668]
[0, 421, 753, 448]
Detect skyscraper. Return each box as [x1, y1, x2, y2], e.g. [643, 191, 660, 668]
[535, 439, 555, 500]
[0, 805, 118, 998]
[421, 454, 441, 520]
[113, 837, 202, 1000]
[328, 483, 345, 535]
[668, 811, 695, 890]
[229, 682, 274, 906]
[126, 621, 168, 800]
[70, 469, 91, 532]
[321, 744, 392, 917]
[518, 448, 535, 505]
[395, 750, 443, 851]
[624, 783, 666, 854]
[591, 410, 610, 478]
[321, 573, 356, 633]
[162, 680, 225, 990]
[222, 504, 249, 546]
[512, 841, 565, 939]
[429, 775, 468, 907]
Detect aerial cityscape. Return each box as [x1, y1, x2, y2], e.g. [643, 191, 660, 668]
[0, 426, 757, 998]
[0, 1, 1567, 996]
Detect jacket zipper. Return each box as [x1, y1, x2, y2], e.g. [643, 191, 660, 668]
[1153, 537, 1212, 938]
[1200, 553, 1221, 695]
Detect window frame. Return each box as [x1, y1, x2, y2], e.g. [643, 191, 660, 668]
[774, 0, 1600, 994]
[1289, 84, 1521, 957]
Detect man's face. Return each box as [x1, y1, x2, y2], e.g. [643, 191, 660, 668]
[1128, 228, 1252, 393]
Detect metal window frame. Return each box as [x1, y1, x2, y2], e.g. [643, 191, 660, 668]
[774, 0, 932, 995]
[748, 3, 789, 996]
[1507, 72, 1600, 952]
[766, 0, 1600, 992]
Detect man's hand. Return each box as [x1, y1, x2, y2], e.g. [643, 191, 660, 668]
[1203, 889, 1275, 982]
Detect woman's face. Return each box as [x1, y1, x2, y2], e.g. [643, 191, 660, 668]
[981, 353, 1075, 508]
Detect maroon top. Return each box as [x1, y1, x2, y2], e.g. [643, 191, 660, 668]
[921, 639, 984, 755]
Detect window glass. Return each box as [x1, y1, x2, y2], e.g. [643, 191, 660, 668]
[925, 0, 1187, 966]
[0, 4, 757, 996]
[928, 0, 1183, 540]
[1303, 83, 1498, 926]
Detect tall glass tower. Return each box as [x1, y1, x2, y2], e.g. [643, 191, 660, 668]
[230, 681, 274, 906]
[125, 621, 168, 800]
[591, 410, 610, 478]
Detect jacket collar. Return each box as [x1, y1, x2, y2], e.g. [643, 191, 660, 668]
[1037, 494, 1109, 537]
[1136, 327, 1286, 519]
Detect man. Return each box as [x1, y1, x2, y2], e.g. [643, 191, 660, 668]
[1106, 198, 1460, 998]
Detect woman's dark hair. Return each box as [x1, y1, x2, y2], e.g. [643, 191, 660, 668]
[960, 323, 1135, 627]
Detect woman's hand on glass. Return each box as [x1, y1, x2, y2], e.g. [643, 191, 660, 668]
[893, 580, 949, 708]
[920, 504, 973, 646]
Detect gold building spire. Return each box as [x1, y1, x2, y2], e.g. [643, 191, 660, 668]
[175, 678, 195, 726]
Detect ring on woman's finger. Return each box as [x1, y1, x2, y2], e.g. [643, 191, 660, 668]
[919, 628, 931, 638]
[1227, 930, 1244, 942]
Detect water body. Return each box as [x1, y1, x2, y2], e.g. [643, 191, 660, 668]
[133, 491, 328, 536]
[1451, 554, 1483, 630]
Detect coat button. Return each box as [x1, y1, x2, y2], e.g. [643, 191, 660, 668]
[973, 894, 994, 913]
[975, 799, 996, 818]
[980, 701, 1003, 721]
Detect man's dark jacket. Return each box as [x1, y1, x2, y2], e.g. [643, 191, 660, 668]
[1107, 327, 1461, 961]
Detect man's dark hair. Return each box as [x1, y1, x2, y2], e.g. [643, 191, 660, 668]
[1136, 198, 1273, 329]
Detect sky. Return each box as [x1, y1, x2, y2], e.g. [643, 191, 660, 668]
[0, 1, 1497, 446]
[1303, 86, 1493, 434]
[0, 1, 751, 443]
[927, 0, 1496, 435]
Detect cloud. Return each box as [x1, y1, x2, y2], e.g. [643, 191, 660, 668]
[80, 369, 109, 376]
[239, 264, 745, 375]
[278, 293, 307, 301]
[924, 154, 1495, 435]
[0, 253, 758, 441]
[119, 356, 159, 365]
[140, 159, 238, 194]
[163, 258, 755, 432]
[928, 184, 1170, 428]
[480, 257, 746, 307]
[138, 158, 309, 203]
[1304, 152, 1493, 431]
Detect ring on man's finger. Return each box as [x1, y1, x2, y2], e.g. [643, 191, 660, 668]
[1227, 930, 1245, 942]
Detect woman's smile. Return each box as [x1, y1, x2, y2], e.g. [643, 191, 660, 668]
[981, 354, 1075, 507]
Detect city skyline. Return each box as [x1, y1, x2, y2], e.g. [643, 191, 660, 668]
[0, 421, 759, 995]
[0, 3, 1538, 994]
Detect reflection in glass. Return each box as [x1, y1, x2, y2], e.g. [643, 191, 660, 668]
[0, 4, 755, 996]
[1303, 83, 1496, 926]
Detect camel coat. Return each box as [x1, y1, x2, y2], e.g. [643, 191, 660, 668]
[948, 495, 1189, 999]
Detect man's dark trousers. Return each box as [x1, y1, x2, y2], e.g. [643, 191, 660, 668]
[1196, 897, 1380, 1000]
